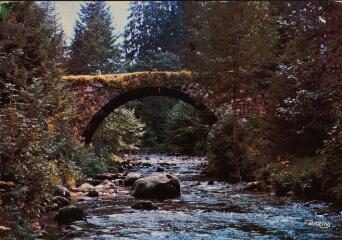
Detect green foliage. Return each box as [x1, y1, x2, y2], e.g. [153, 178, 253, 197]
[0, 2, 13, 21]
[205, 112, 244, 181]
[0, 1, 64, 88]
[206, 112, 264, 181]
[264, 1, 341, 157]
[124, 1, 187, 68]
[123, 1, 188, 151]
[128, 51, 182, 72]
[68, 1, 121, 74]
[0, 2, 94, 234]
[79, 156, 106, 177]
[185, 1, 280, 181]
[319, 123, 342, 203]
[164, 101, 208, 155]
[126, 96, 177, 153]
[92, 107, 145, 165]
[0, 77, 84, 213]
[185, 1, 278, 95]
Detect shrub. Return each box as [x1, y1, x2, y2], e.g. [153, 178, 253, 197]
[80, 157, 106, 177]
[164, 101, 209, 155]
[319, 123, 342, 204]
[205, 112, 264, 181]
[92, 107, 145, 165]
[205, 112, 244, 181]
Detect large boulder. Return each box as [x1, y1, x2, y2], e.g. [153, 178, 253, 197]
[124, 173, 142, 186]
[54, 206, 85, 224]
[53, 185, 70, 199]
[131, 173, 181, 199]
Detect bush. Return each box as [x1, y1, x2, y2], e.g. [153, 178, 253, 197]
[205, 112, 243, 181]
[164, 101, 209, 155]
[205, 112, 264, 182]
[80, 157, 106, 177]
[319, 123, 342, 204]
[92, 107, 145, 166]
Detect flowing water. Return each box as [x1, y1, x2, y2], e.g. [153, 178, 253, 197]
[43, 155, 342, 239]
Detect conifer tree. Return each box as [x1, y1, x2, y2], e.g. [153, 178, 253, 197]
[0, 1, 64, 89]
[68, 1, 120, 74]
[124, 1, 187, 70]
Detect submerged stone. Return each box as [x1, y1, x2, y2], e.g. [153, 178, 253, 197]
[132, 201, 158, 210]
[87, 190, 100, 197]
[54, 206, 85, 224]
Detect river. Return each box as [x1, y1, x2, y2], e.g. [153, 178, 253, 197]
[43, 155, 342, 239]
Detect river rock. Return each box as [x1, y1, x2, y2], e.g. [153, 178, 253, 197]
[86, 178, 101, 186]
[51, 196, 70, 209]
[286, 190, 296, 196]
[303, 200, 321, 206]
[114, 179, 124, 185]
[94, 173, 119, 181]
[0, 181, 15, 190]
[132, 201, 158, 210]
[54, 206, 85, 224]
[131, 173, 181, 199]
[124, 173, 142, 186]
[77, 183, 95, 192]
[54, 185, 71, 199]
[242, 181, 262, 191]
[87, 190, 99, 197]
[159, 162, 171, 167]
[94, 179, 116, 192]
[156, 166, 164, 172]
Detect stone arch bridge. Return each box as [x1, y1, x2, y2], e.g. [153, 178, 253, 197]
[63, 71, 262, 144]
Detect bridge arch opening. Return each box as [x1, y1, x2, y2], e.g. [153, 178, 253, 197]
[83, 87, 217, 144]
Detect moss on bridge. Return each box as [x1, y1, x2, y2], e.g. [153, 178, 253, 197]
[62, 71, 192, 89]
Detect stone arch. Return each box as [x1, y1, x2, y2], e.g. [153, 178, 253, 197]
[83, 87, 217, 144]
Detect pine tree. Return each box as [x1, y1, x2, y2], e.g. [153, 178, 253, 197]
[124, 1, 187, 70]
[0, 1, 64, 89]
[68, 1, 120, 74]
